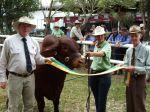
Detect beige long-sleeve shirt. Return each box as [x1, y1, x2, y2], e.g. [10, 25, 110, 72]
[0, 33, 45, 82]
[70, 26, 83, 39]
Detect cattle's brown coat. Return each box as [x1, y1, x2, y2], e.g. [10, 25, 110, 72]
[34, 35, 82, 112]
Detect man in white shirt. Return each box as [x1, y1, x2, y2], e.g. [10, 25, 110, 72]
[0, 16, 51, 112]
[70, 20, 84, 41]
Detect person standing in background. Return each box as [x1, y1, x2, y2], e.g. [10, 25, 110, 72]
[85, 29, 96, 52]
[66, 26, 71, 38]
[51, 23, 64, 38]
[107, 27, 121, 44]
[107, 27, 123, 60]
[119, 27, 131, 45]
[115, 27, 132, 61]
[139, 23, 145, 42]
[0, 16, 51, 112]
[90, 24, 96, 32]
[70, 20, 84, 41]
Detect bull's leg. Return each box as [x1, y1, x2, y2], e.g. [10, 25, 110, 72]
[53, 99, 59, 112]
[5, 97, 9, 108]
[35, 95, 45, 112]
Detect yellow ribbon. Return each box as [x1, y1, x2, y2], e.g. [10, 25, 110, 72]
[46, 59, 125, 76]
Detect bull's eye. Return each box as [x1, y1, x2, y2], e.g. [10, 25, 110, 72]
[54, 52, 57, 56]
[65, 57, 70, 62]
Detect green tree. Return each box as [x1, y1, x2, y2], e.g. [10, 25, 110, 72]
[135, 0, 150, 41]
[0, 0, 39, 34]
[59, 0, 80, 15]
[60, 0, 101, 24]
[41, 0, 64, 35]
[98, 0, 136, 28]
[60, 0, 136, 28]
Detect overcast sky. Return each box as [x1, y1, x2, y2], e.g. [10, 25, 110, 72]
[40, 0, 62, 8]
[40, 0, 50, 7]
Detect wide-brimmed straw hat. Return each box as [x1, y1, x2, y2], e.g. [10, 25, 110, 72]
[12, 16, 36, 32]
[74, 20, 81, 24]
[129, 25, 141, 34]
[92, 26, 106, 36]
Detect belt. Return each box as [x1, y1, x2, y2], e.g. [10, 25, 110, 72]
[132, 73, 146, 79]
[9, 71, 34, 78]
[91, 69, 105, 74]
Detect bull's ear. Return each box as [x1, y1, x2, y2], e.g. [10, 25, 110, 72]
[65, 57, 70, 62]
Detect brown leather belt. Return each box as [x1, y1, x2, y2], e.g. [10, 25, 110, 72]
[9, 71, 34, 78]
[132, 73, 146, 79]
[91, 69, 105, 74]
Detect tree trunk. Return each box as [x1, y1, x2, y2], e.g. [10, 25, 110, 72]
[141, 0, 146, 26]
[144, 0, 150, 41]
[43, 0, 54, 36]
[44, 17, 52, 36]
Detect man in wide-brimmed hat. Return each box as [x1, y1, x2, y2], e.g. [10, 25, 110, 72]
[86, 26, 112, 112]
[115, 27, 131, 61]
[123, 25, 150, 112]
[70, 20, 84, 41]
[12, 16, 36, 33]
[0, 16, 51, 112]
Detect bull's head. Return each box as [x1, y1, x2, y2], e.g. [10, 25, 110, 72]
[40, 35, 59, 57]
[57, 37, 83, 68]
[40, 35, 83, 69]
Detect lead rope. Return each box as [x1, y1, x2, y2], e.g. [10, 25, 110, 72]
[85, 54, 91, 112]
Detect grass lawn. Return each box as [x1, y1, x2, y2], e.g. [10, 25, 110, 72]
[0, 73, 150, 112]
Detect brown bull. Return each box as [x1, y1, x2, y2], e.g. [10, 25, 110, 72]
[34, 35, 83, 112]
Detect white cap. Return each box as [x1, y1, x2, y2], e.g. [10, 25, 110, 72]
[140, 23, 144, 28]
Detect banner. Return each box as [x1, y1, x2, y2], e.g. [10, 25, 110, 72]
[46, 58, 126, 76]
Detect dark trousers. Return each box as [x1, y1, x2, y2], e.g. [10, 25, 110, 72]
[89, 71, 111, 112]
[126, 75, 146, 112]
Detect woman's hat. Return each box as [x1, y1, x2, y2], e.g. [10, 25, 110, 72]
[92, 26, 106, 36]
[54, 22, 60, 28]
[129, 25, 141, 34]
[12, 16, 36, 32]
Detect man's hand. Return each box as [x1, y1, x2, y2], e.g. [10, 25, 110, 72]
[45, 57, 53, 64]
[115, 42, 121, 47]
[0, 82, 7, 89]
[80, 38, 84, 41]
[124, 66, 135, 73]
